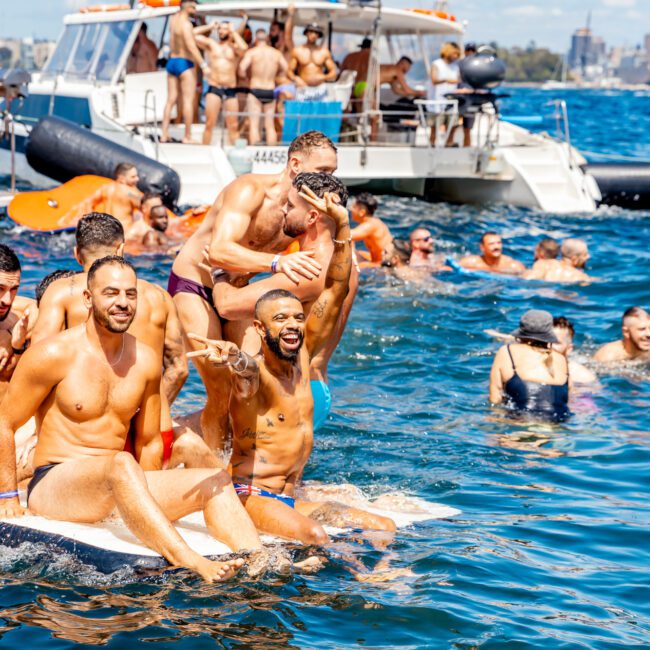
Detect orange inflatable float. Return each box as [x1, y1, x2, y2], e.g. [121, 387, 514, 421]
[7, 175, 113, 232]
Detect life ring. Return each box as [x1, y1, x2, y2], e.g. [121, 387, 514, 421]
[140, 0, 181, 7]
[80, 4, 130, 12]
[408, 8, 456, 21]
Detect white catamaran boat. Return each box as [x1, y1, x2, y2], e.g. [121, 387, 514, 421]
[0, 0, 601, 213]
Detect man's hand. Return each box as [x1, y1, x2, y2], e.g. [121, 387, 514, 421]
[287, 3, 295, 15]
[275, 251, 322, 284]
[11, 309, 30, 350]
[186, 333, 241, 367]
[299, 186, 349, 229]
[0, 497, 26, 519]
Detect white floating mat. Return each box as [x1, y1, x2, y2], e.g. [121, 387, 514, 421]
[0, 492, 460, 574]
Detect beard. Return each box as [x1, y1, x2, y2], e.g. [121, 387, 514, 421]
[219, 33, 229, 42]
[264, 328, 303, 362]
[270, 34, 279, 46]
[93, 303, 135, 334]
[282, 218, 306, 239]
[0, 306, 10, 322]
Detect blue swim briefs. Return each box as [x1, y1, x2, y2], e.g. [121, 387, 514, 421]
[311, 379, 332, 431]
[166, 57, 194, 77]
[233, 483, 295, 508]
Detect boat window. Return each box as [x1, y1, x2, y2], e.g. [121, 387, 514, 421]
[68, 22, 104, 79]
[42, 25, 82, 76]
[95, 21, 135, 81]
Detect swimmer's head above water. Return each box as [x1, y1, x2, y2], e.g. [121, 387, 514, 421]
[561, 238, 590, 269]
[283, 172, 348, 238]
[75, 213, 125, 266]
[351, 192, 378, 222]
[552, 316, 575, 357]
[0, 244, 21, 322]
[113, 162, 139, 187]
[150, 206, 169, 233]
[534, 237, 559, 261]
[622, 306, 650, 353]
[84, 256, 138, 334]
[410, 228, 434, 255]
[479, 232, 503, 261]
[254, 289, 304, 362]
[287, 131, 338, 177]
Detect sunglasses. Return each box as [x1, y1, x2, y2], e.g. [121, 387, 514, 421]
[413, 236, 433, 242]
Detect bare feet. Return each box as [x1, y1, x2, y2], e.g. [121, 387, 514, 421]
[192, 556, 244, 582]
[182, 138, 200, 145]
[294, 555, 327, 574]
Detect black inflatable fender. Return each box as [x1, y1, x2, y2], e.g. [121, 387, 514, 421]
[25, 115, 181, 208]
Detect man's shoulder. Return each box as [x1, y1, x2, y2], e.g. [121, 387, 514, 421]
[46, 273, 84, 303]
[502, 255, 525, 270]
[594, 340, 624, 361]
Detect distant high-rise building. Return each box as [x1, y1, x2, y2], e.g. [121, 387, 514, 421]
[645, 34, 650, 55]
[569, 28, 593, 69]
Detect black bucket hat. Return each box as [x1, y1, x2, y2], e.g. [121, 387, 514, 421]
[303, 23, 324, 37]
[512, 309, 558, 345]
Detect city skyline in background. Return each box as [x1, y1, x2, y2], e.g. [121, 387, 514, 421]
[1, 0, 648, 52]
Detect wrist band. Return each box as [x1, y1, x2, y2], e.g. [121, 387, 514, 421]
[332, 236, 352, 245]
[0, 490, 19, 499]
[271, 254, 281, 274]
[12, 341, 28, 355]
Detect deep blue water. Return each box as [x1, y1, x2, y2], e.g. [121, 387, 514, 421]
[1, 89, 650, 648]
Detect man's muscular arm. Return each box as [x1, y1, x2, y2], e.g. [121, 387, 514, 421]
[304, 191, 352, 359]
[182, 18, 207, 69]
[0, 341, 65, 516]
[322, 49, 338, 82]
[31, 281, 70, 343]
[350, 220, 377, 242]
[186, 334, 259, 398]
[208, 176, 321, 282]
[161, 291, 189, 404]
[133, 358, 163, 471]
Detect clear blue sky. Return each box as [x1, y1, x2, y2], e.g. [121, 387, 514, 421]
[2, 0, 648, 51]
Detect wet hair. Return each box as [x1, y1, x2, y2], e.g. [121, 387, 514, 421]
[398, 56, 413, 66]
[142, 192, 162, 204]
[114, 162, 136, 179]
[622, 306, 649, 324]
[254, 289, 299, 320]
[288, 131, 337, 159]
[553, 316, 575, 338]
[35, 269, 77, 306]
[353, 192, 378, 215]
[0, 244, 20, 274]
[293, 172, 349, 206]
[537, 237, 559, 260]
[87, 255, 136, 289]
[480, 231, 500, 244]
[561, 238, 587, 258]
[76, 213, 125, 254]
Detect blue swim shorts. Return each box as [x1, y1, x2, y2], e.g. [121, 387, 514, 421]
[233, 483, 295, 508]
[310, 379, 332, 431]
[166, 57, 194, 77]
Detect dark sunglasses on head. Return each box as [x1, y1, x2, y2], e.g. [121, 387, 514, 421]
[414, 236, 433, 242]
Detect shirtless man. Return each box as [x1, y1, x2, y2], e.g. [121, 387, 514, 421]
[169, 131, 336, 452]
[341, 38, 371, 111]
[379, 56, 425, 98]
[524, 238, 591, 283]
[408, 228, 451, 271]
[269, 5, 296, 109]
[288, 24, 337, 101]
[349, 192, 394, 265]
[552, 316, 598, 385]
[33, 213, 190, 467]
[127, 192, 163, 243]
[594, 307, 650, 363]
[83, 163, 143, 235]
[161, 0, 209, 144]
[195, 20, 248, 145]
[459, 232, 526, 275]
[240, 29, 288, 145]
[0, 257, 261, 582]
[143, 205, 172, 249]
[533, 237, 559, 263]
[190, 187, 395, 543]
[0, 245, 36, 403]
[127, 24, 158, 74]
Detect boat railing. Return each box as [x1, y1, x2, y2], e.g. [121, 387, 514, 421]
[547, 99, 575, 170]
[414, 99, 459, 148]
[143, 89, 160, 161]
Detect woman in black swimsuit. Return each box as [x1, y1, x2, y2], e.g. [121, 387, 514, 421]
[489, 310, 570, 421]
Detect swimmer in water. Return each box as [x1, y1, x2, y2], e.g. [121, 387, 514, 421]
[524, 238, 591, 283]
[459, 232, 526, 275]
[594, 306, 650, 363]
[0, 257, 261, 582]
[408, 228, 451, 272]
[489, 309, 570, 420]
[142, 205, 172, 249]
[83, 163, 144, 237]
[349, 192, 395, 265]
[189, 186, 396, 544]
[552, 316, 598, 385]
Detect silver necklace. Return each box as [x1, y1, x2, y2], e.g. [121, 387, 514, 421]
[108, 337, 125, 368]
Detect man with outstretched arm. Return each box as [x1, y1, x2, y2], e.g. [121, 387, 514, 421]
[190, 183, 395, 544]
[0, 257, 261, 582]
[169, 131, 337, 452]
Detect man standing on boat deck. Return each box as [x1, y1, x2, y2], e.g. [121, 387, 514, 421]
[168, 131, 337, 453]
[194, 19, 248, 145]
[0, 257, 261, 582]
[594, 307, 650, 363]
[0, 245, 36, 403]
[189, 182, 395, 543]
[379, 57, 425, 99]
[523, 238, 591, 283]
[288, 24, 337, 101]
[239, 29, 288, 145]
[459, 232, 526, 275]
[127, 24, 159, 74]
[161, 0, 209, 144]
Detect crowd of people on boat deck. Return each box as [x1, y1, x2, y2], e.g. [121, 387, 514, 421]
[126, 0, 478, 146]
